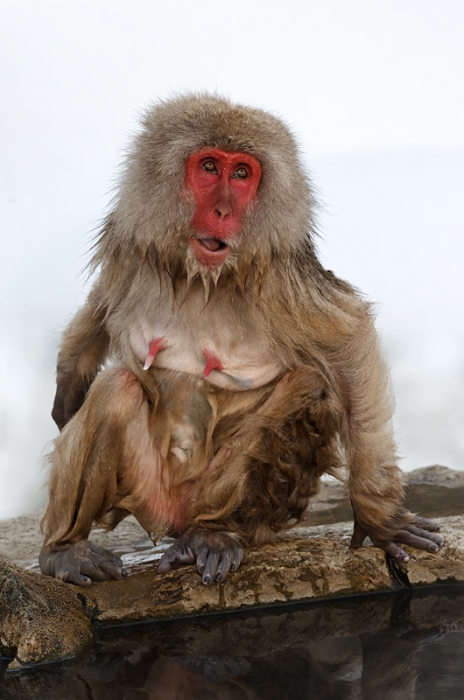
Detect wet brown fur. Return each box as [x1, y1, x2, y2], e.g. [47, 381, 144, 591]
[42, 94, 409, 555]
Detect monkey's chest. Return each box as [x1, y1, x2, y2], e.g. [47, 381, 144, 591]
[129, 318, 284, 391]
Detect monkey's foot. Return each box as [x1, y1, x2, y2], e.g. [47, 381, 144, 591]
[158, 528, 244, 585]
[39, 540, 126, 587]
[351, 514, 443, 563]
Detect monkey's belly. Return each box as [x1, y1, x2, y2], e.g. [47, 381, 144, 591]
[129, 322, 284, 391]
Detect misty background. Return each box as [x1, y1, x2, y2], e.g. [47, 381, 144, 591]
[1, 1, 463, 520]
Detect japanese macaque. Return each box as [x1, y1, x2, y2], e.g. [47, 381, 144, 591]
[40, 94, 442, 587]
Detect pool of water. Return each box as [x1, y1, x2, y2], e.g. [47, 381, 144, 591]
[2, 585, 463, 699]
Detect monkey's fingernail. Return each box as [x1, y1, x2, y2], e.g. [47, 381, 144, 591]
[430, 544, 438, 552]
[215, 572, 223, 582]
[199, 565, 205, 574]
[202, 574, 211, 585]
[230, 563, 236, 571]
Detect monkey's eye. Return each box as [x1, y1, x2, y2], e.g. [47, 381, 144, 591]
[202, 160, 218, 174]
[232, 166, 248, 179]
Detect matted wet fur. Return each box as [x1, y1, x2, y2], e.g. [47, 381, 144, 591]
[40, 94, 441, 586]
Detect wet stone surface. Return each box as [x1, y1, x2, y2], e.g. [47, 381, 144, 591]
[0, 465, 463, 670]
[1, 587, 464, 699]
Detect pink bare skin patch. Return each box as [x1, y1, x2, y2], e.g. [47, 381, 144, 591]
[203, 349, 223, 378]
[143, 337, 166, 370]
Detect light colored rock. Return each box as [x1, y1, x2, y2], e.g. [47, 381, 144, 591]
[80, 515, 464, 627]
[0, 559, 93, 669]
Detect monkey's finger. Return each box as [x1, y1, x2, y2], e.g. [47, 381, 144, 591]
[409, 516, 440, 532]
[214, 550, 237, 582]
[401, 525, 443, 545]
[200, 550, 221, 586]
[157, 554, 173, 574]
[86, 554, 127, 580]
[158, 545, 195, 573]
[394, 531, 441, 553]
[379, 541, 410, 562]
[195, 546, 209, 575]
[59, 568, 93, 587]
[229, 546, 244, 572]
[87, 541, 124, 567]
[77, 561, 120, 582]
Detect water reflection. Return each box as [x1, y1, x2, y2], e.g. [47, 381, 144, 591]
[2, 589, 463, 699]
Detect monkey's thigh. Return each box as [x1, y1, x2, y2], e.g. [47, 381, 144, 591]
[43, 366, 165, 548]
[254, 366, 345, 480]
[198, 367, 345, 536]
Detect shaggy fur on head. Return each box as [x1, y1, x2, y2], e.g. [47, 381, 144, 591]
[92, 94, 318, 289]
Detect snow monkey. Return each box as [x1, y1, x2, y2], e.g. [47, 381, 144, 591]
[40, 94, 442, 586]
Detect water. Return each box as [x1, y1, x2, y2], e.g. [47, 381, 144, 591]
[2, 586, 463, 699]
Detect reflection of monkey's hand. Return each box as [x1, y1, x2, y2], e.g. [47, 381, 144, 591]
[351, 514, 443, 562]
[39, 540, 126, 586]
[158, 527, 243, 585]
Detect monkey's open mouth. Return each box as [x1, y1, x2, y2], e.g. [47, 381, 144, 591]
[197, 237, 228, 253]
[191, 236, 230, 268]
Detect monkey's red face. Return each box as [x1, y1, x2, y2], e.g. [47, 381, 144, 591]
[185, 148, 261, 268]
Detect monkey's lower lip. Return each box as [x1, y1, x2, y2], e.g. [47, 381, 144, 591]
[197, 237, 228, 253]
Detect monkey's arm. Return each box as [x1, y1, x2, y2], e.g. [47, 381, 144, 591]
[342, 326, 442, 561]
[52, 284, 109, 430]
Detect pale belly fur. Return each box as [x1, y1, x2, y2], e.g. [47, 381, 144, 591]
[129, 316, 284, 392]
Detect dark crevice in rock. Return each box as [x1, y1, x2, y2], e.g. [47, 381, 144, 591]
[386, 554, 411, 590]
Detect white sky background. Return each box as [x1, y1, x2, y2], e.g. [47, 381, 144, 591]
[1, 0, 464, 519]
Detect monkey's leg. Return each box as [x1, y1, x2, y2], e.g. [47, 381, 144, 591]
[41, 367, 164, 586]
[333, 326, 445, 562]
[158, 368, 342, 584]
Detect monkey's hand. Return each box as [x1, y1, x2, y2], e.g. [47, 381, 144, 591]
[158, 528, 244, 585]
[52, 377, 90, 430]
[351, 514, 443, 562]
[39, 540, 126, 586]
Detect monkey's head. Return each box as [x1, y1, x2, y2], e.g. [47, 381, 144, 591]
[185, 147, 261, 269]
[104, 94, 318, 287]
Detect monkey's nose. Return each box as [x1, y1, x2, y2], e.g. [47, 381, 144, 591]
[214, 203, 232, 218]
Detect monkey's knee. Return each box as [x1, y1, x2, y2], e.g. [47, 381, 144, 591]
[76, 367, 147, 424]
[266, 367, 341, 422]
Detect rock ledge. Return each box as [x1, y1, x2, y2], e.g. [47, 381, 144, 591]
[0, 466, 463, 668]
